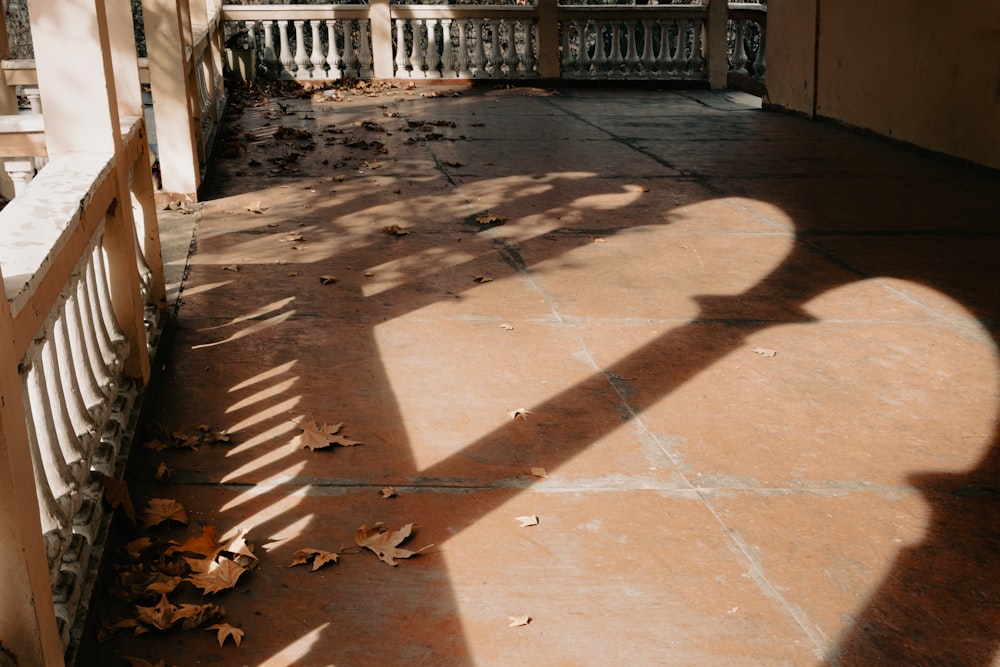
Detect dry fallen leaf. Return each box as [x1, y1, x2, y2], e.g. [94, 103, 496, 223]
[282, 232, 304, 243]
[222, 264, 239, 272]
[100, 474, 136, 524]
[510, 408, 532, 420]
[473, 275, 494, 283]
[515, 515, 539, 527]
[752, 348, 777, 358]
[319, 275, 338, 284]
[476, 213, 507, 225]
[207, 623, 245, 647]
[355, 523, 432, 566]
[141, 499, 189, 530]
[288, 548, 340, 571]
[186, 556, 249, 595]
[380, 487, 396, 499]
[154, 462, 172, 484]
[364, 270, 376, 277]
[247, 201, 265, 214]
[383, 224, 411, 236]
[134, 594, 177, 631]
[508, 615, 531, 627]
[166, 525, 224, 561]
[293, 419, 362, 451]
[530, 467, 548, 478]
[498, 323, 515, 331]
[172, 601, 225, 630]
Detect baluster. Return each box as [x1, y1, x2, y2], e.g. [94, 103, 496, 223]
[501, 19, 519, 77]
[591, 19, 608, 77]
[394, 19, 409, 77]
[94, 244, 128, 359]
[624, 20, 639, 78]
[86, 257, 122, 380]
[293, 20, 309, 79]
[75, 270, 115, 407]
[675, 19, 689, 74]
[752, 22, 766, 76]
[262, 20, 278, 73]
[409, 19, 426, 77]
[656, 19, 673, 74]
[522, 19, 537, 77]
[440, 20, 455, 77]
[54, 309, 97, 457]
[640, 19, 654, 76]
[342, 20, 359, 78]
[471, 19, 487, 78]
[357, 19, 374, 77]
[425, 19, 441, 77]
[456, 19, 471, 78]
[309, 20, 325, 79]
[277, 20, 294, 79]
[561, 20, 575, 78]
[5, 159, 35, 195]
[730, 19, 747, 73]
[486, 20, 501, 77]
[327, 20, 343, 79]
[690, 19, 704, 76]
[608, 21, 624, 78]
[23, 352, 80, 522]
[41, 328, 89, 475]
[62, 279, 106, 426]
[23, 392, 73, 575]
[578, 20, 594, 78]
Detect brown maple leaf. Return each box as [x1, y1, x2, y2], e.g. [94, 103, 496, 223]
[186, 556, 249, 595]
[135, 594, 177, 631]
[222, 529, 259, 570]
[166, 525, 224, 560]
[172, 602, 225, 630]
[293, 419, 362, 451]
[355, 523, 432, 566]
[288, 548, 339, 571]
[99, 474, 136, 523]
[141, 499, 189, 530]
[207, 623, 245, 647]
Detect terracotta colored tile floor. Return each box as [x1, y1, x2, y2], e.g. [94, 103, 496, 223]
[83, 82, 1000, 666]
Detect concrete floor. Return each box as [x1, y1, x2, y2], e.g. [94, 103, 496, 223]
[86, 82, 1000, 666]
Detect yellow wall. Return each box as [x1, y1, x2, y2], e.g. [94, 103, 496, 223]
[766, 0, 1000, 170]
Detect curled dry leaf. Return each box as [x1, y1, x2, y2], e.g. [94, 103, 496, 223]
[207, 623, 245, 647]
[515, 515, 539, 528]
[383, 224, 411, 236]
[498, 323, 514, 331]
[473, 275, 494, 283]
[99, 473, 136, 524]
[508, 615, 531, 627]
[530, 467, 548, 478]
[355, 523, 432, 566]
[141, 499, 188, 530]
[319, 275, 339, 285]
[380, 487, 397, 499]
[752, 348, 777, 358]
[155, 462, 172, 483]
[509, 408, 532, 420]
[282, 232, 304, 243]
[246, 201, 265, 214]
[289, 548, 339, 571]
[476, 213, 507, 225]
[222, 264, 239, 272]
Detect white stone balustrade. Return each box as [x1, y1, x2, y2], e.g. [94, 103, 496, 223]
[222, 1, 764, 84]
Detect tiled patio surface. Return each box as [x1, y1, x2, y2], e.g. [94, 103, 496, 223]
[84, 82, 1000, 666]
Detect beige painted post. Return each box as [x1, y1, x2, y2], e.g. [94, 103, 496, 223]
[0, 275, 65, 666]
[28, 0, 152, 381]
[370, 0, 394, 79]
[536, 0, 559, 79]
[763, 0, 817, 115]
[705, 0, 729, 89]
[143, 0, 202, 199]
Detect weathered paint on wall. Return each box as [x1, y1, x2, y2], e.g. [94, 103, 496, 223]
[766, 0, 1000, 170]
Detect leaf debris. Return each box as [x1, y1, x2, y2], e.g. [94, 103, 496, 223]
[355, 523, 432, 566]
